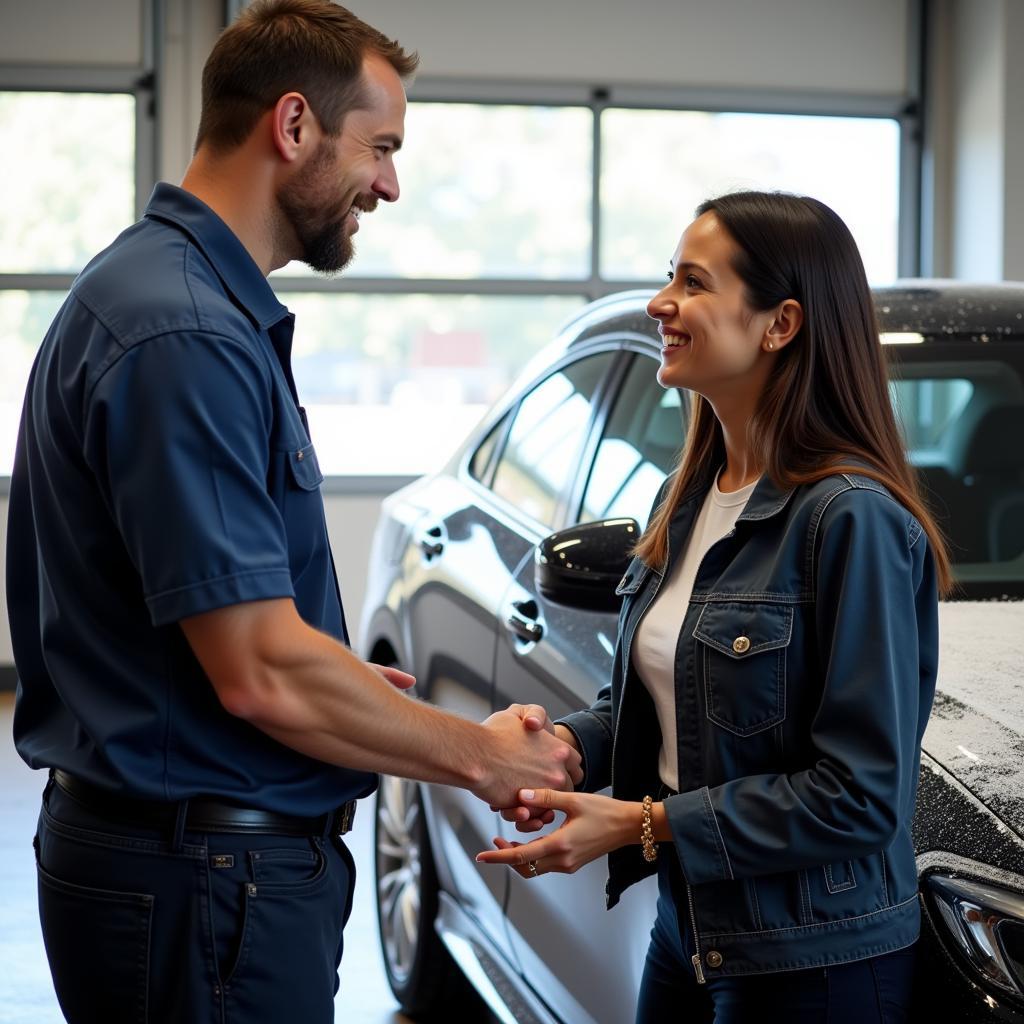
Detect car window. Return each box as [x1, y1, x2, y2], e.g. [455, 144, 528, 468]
[890, 354, 1024, 594]
[579, 355, 684, 527]
[490, 352, 615, 527]
[469, 412, 509, 485]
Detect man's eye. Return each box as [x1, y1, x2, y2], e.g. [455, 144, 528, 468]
[686, 275, 702, 288]
[666, 271, 674, 282]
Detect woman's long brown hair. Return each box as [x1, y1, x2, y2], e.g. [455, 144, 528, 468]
[633, 190, 954, 596]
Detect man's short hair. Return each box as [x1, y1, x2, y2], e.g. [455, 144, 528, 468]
[195, 0, 418, 153]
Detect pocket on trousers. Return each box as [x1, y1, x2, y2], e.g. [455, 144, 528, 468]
[249, 844, 321, 885]
[222, 840, 351, 1021]
[37, 861, 153, 1024]
[694, 600, 793, 736]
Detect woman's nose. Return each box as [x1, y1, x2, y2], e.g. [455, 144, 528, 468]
[646, 288, 674, 321]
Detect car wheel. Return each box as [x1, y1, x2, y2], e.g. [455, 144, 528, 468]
[374, 774, 480, 1019]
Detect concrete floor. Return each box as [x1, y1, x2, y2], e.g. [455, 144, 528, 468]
[0, 693, 415, 1024]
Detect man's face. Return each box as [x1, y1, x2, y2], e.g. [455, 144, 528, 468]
[278, 52, 406, 274]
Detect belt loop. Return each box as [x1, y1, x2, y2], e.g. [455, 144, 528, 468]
[320, 808, 334, 841]
[170, 799, 189, 851]
[43, 769, 56, 806]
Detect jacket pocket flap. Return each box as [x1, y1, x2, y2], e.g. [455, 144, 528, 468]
[693, 601, 794, 658]
[287, 443, 324, 491]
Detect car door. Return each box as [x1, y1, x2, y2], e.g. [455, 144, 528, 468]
[402, 348, 618, 957]
[493, 353, 687, 1024]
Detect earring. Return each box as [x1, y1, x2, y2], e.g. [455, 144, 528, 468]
[766, 341, 774, 351]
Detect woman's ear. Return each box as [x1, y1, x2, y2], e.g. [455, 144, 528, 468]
[763, 299, 803, 353]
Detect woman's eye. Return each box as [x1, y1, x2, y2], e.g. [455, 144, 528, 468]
[686, 275, 702, 288]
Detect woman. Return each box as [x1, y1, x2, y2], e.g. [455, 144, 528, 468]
[477, 191, 950, 1023]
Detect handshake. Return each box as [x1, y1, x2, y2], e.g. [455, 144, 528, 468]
[472, 703, 582, 828]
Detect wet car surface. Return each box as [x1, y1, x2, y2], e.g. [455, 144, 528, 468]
[361, 282, 1024, 1023]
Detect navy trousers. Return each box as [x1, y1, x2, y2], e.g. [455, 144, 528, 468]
[636, 855, 916, 1024]
[34, 780, 356, 1024]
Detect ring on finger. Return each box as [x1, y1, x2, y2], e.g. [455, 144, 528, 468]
[527, 860, 539, 877]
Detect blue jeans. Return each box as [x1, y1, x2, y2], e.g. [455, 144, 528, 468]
[34, 779, 356, 1024]
[636, 855, 916, 1024]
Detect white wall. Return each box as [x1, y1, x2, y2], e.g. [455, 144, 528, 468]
[347, 0, 908, 96]
[0, 0, 144, 66]
[925, 0, 1024, 282]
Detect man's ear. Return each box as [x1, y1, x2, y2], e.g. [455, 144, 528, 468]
[270, 92, 315, 163]
[764, 298, 803, 352]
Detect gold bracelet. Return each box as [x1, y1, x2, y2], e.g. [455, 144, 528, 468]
[641, 795, 658, 862]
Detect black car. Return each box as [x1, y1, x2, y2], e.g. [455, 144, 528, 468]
[360, 282, 1024, 1023]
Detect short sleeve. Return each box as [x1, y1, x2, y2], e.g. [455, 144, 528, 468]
[84, 331, 295, 625]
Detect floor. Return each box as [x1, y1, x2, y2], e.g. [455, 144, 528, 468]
[0, 693, 414, 1024]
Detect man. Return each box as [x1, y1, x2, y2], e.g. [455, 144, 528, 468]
[6, 2, 580, 1021]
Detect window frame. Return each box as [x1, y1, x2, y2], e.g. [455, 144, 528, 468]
[0, 55, 158, 495]
[0, 63, 921, 490]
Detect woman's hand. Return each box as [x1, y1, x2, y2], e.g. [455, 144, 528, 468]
[369, 664, 416, 690]
[476, 788, 640, 878]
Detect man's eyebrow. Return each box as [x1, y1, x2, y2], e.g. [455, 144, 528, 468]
[375, 134, 403, 152]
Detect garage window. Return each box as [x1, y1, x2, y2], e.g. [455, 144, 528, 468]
[0, 89, 142, 478]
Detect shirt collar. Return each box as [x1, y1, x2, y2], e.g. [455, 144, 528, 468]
[143, 182, 289, 330]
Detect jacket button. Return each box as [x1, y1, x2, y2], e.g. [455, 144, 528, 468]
[732, 636, 750, 654]
[296, 450, 304, 461]
[706, 950, 723, 969]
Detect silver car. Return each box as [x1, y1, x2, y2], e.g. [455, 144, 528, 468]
[360, 284, 1024, 1024]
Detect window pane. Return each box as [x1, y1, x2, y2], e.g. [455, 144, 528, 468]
[891, 378, 974, 451]
[0, 291, 67, 474]
[0, 92, 135, 273]
[274, 103, 592, 280]
[892, 357, 1024, 579]
[469, 412, 508, 484]
[580, 355, 683, 526]
[601, 110, 900, 284]
[491, 353, 615, 527]
[278, 292, 585, 475]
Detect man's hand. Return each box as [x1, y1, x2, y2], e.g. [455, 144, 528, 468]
[492, 711, 581, 829]
[472, 706, 583, 809]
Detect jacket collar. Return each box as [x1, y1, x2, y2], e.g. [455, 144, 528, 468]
[143, 182, 289, 331]
[669, 463, 795, 533]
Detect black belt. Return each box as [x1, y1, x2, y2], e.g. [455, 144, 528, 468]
[52, 769, 356, 837]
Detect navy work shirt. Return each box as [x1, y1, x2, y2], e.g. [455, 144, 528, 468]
[7, 183, 377, 814]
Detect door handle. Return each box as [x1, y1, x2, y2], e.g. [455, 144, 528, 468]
[505, 599, 543, 643]
[417, 525, 444, 558]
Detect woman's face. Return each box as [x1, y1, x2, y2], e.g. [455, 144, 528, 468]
[646, 211, 775, 402]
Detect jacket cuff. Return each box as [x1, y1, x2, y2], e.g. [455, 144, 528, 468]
[555, 710, 612, 793]
[664, 786, 735, 885]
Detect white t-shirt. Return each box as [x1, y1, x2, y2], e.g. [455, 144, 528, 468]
[632, 474, 759, 790]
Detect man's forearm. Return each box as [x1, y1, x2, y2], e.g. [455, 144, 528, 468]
[185, 599, 490, 789]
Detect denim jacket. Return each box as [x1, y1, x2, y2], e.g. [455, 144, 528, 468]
[559, 467, 939, 980]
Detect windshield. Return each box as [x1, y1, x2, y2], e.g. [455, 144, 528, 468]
[888, 344, 1024, 600]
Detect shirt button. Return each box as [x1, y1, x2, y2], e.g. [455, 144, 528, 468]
[732, 636, 751, 654]
[706, 950, 724, 969]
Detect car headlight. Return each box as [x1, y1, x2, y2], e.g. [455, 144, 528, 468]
[925, 870, 1024, 1000]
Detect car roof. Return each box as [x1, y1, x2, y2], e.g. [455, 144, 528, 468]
[562, 280, 1024, 350]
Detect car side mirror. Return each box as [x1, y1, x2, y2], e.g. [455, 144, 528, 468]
[534, 518, 640, 612]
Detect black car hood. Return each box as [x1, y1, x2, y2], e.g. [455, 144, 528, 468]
[921, 601, 1024, 841]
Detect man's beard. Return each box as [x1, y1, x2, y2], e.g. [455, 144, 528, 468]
[277, 142, 375, 274]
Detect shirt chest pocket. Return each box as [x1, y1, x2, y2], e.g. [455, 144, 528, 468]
[281, 442, 326, 575]
[693, 601, 793, 736]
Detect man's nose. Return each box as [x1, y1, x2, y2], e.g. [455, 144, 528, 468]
[374, 162, 400, 203]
